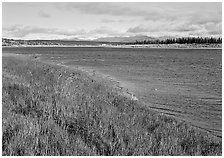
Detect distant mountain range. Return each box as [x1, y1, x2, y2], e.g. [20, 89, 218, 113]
[3, 35, 221, 46]
[58, 35, 176, 43]
[6, 35, 220, 43]
[94, 35, 158, 43]
[2, 35, 171, 44]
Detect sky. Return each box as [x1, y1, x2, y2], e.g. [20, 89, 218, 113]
[2, 2, 222, 40]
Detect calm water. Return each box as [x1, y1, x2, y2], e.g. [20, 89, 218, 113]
[3, 47, 222, 138]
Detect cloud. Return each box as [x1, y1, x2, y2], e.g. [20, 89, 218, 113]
[205, 22, 222, 35]
[127, 26, 150, 33]
[101, 19, 115, 23]
[62, 2, 222, 25]
[3, 2, 222, 39]
[178, 22, 222, 36]
[101, 19, 131, 24]
[38, 10, 51, 18]
[126, 19, 222, 37]
[126, 20, 172, 34]
[2, 25, 123, 40]
[169, 23, 200, 32]
[81, 27, 125, 39]
[3, 25, 86, 39]
[62, 2, 222, 37]
[188, 10, 221, 25]
[60, 3, 151, 18]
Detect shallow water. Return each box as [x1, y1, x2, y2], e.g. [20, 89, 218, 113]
[3, 47, 222, 138]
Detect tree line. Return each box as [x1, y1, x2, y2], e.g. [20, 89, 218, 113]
[132, 37, 222, 45]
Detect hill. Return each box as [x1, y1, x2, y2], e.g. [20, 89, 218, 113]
[94, 35, 156, 43]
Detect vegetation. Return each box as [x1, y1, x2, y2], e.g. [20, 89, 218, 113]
[2, 38, 123, 47]
[2, 54, 222, 156]
[133, 37, 222, 45]
[2, 37, 222, 47]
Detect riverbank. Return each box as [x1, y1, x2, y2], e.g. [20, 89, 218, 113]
[2, 43, 222, 49]
[2, 53, 221, 156]
[124, 43, 222, 49]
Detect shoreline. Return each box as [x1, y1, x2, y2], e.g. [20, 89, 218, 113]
[50, 60, 221, 138]
[2, 53, 222, 156]
[2, 43, 222, 49]
[49, 61, 139, 101]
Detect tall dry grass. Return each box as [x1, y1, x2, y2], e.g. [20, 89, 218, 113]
[2, 55, 222, 156]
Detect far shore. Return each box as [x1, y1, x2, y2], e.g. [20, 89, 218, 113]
[2, 43, 222, 49]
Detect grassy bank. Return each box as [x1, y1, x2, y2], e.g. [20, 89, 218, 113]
[2, 54, 222, 156]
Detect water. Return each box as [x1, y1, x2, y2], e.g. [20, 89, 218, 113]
[3, 47, 222, 138]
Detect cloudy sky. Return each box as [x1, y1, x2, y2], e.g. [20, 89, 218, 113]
[2, 2, 222, 40]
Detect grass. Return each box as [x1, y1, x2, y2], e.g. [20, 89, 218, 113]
[2, 54, 222, 156]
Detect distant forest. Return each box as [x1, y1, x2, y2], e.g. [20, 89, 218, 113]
[132, 37, 222, 44]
